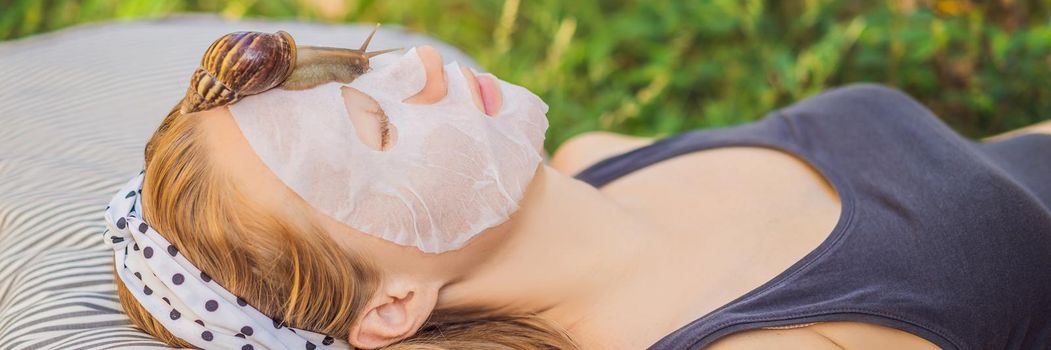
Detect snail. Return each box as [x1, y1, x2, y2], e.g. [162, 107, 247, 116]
[146, 25, 399, 164]
[175, 24, 399, 115]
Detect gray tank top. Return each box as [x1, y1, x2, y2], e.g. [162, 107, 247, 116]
[573, 84, 1051, 350]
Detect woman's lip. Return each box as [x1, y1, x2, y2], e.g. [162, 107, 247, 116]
[476, 74, 500, 116]
[458, 64, 487, 115]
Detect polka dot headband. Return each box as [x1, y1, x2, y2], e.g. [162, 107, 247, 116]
[103, 170, 351, 350]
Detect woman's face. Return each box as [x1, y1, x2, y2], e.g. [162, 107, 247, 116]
[225, 45, 549, 253]
[200, 45, 549, 347]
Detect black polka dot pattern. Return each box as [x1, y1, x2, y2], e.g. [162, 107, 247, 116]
[106, 173, 349, 350]
[205, 300, 219, 311]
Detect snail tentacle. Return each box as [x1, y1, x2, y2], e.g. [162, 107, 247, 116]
[279, 24, 402, 90]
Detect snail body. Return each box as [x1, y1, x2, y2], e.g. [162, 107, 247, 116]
[279, 44, 375, 90]
[176, 25, 397, 114]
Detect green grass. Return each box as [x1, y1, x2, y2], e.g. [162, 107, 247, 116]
[3, 0, 1050, 152]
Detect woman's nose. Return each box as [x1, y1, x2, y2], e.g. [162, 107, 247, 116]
[417, 45, 443, 67]
[404, 45, 448, 104]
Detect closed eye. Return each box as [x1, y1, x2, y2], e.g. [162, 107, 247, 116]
[366, 107, 392, 148]
[341, 86, 397, 151]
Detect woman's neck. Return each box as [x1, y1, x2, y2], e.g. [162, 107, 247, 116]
[436, 165, 679, 348]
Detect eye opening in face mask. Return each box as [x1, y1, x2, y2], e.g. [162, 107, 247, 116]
[341, 86, 398, 151]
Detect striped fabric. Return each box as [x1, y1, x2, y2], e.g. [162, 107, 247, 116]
[0, 15, 476, 350]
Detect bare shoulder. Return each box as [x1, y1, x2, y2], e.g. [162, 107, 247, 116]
[704, 322, 941, 350]
[981, 119, 1051, 143]
[549, 131, 656, 175]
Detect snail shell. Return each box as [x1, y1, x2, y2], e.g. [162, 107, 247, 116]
[180, 31, 297, 114]
[152, 27, 395, 167]
[176, 26, 399, 115]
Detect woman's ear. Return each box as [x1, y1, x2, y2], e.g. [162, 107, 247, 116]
[347, 278, 438, 349]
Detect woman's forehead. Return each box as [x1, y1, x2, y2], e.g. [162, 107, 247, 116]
[195, 105, 387, 253]
[196, 106, 302, 212]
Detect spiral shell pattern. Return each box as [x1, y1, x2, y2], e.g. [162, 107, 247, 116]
[181, 31, 297, 114]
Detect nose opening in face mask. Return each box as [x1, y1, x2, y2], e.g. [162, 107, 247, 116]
[403, 45, 448, 105]
[341, 85, 398, 151]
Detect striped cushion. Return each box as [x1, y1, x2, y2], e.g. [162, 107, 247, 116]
[0, 14, 476, 349]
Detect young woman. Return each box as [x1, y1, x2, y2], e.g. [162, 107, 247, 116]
[105, 39, 1051, 350]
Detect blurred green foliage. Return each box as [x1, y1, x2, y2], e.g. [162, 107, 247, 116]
[3, 0, 1050, 152]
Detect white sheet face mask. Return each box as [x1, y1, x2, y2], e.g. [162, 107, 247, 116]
[228, 48, 549, 253]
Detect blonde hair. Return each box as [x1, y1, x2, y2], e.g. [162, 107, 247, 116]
[112, 106, 578, 349]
